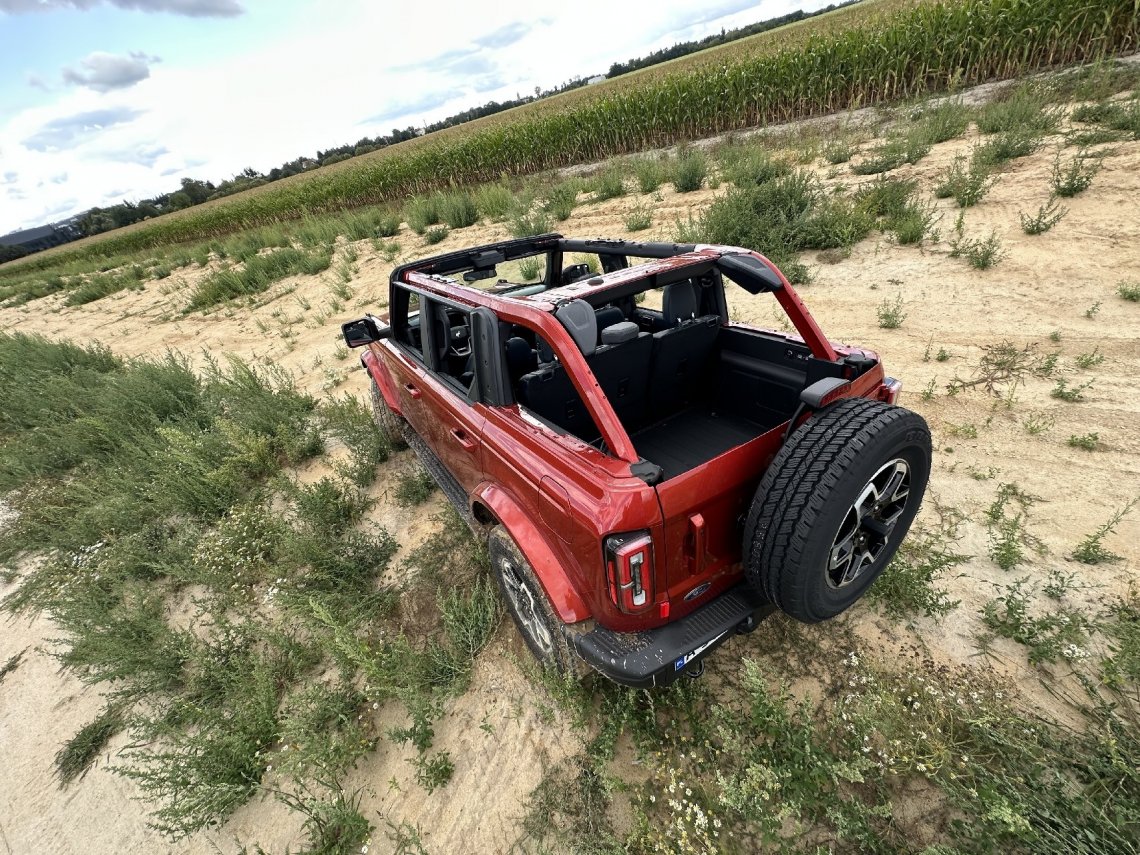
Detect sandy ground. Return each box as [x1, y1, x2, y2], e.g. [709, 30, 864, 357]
[2, 79, 1139, 853]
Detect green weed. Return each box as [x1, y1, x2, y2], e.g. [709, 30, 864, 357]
[1020, 199, 1067, 234]
[672, 149, 708, 192]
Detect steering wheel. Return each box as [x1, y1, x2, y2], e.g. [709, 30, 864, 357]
[447, 320, 471, 358]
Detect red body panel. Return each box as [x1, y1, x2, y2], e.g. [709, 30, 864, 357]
[363, 242, 893, 633]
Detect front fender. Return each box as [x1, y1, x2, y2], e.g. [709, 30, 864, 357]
[361, 347, 402, 416]
[474, 482, 591, 624]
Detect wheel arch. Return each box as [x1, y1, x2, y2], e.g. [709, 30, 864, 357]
[361, 347, 402, 416]
[473, 482, 591, 623]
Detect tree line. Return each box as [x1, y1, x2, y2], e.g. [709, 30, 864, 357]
[607, 1, 861, 78]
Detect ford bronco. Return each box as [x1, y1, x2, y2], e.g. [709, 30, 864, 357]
[342, 235, 931, 687]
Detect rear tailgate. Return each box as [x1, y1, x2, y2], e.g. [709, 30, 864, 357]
[653, 430, 783, 616]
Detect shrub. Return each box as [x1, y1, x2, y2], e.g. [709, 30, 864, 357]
[672, 150, 708, 192]
[542, 181, 581, 221]
[473, 183, 516, 220]
[976, 85, 1060, 134]
[437, 192, 478, 229]
[405, 196, 441, 235]
[624, 206, 653, 231]
[590, 167, 626, 201]
[423, 225, 449, 245]
[934, 155, 995, 207]
[876, 294, 906, 329]
[1051, 151, 1100, 196]
[949, 230, 1006, 269]
[1020, 199, 1067, 234]
[509, 209, 552, 238]
[186, 247, 333, 311]
[632, 157, 666, 193]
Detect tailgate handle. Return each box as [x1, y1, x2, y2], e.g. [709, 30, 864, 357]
[404, 382, 421, 400]
[689, 513, 706, 574]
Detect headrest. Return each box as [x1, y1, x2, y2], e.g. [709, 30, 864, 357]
[662, 280, 699, 327]
[554, 299, 597, 357]
[594, 305, 624, 331]
[504, 337, 532, 365]
[536, 336, 555, 364]
[600, 321, 639, 346]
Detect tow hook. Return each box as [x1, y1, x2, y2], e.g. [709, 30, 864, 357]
[684, 660, 705, 679]
[736, 615, 757, 634]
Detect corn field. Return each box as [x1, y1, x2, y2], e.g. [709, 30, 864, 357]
[6, 0, 1138, 271]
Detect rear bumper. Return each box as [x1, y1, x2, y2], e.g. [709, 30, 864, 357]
[568, 584, 774, 688]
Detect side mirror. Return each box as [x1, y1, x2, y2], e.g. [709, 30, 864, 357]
[341, 316, 390, 348]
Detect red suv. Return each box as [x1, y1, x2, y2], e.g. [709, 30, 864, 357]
[343, 235, 930, 686]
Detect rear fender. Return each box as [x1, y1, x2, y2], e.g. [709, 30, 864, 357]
[361, 347, 402, 416]
[474, 482, 590, 623]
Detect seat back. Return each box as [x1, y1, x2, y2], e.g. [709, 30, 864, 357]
[590, 322, 653, 430]
[648, 315, 719, 419]
[517, 363, 596, 441]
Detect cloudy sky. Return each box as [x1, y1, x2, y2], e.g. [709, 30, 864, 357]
[0, 0, 835, 234]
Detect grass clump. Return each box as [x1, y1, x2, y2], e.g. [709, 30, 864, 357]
[542, 180, 581, 221]
[395, 468, 436, 506]
[319, 394, 390, 485]
[718, 143, 790, 187]
[934, 155, 995, 207]
[404, 196, 441, 235]
[1072, 500, 1134, 565]
[508, 209, 552, 238]
[976, 85, 1061, 135]
[696, 170, 876, 284]
[1118, 280, 1140, 302]
[1020, 199, 1067, 234]
[437, 191, 478, 229]
[624, 205, 653, 231]
[632, 156, 667, 193]
[55, 704, 124, 784]
[472, 183, 516, 221]
[590, 167, 626, 201]
[186, 247, 333, 311]
[1051, 151, 1100, 197]
[672, 149, 708, 192]
[422, 225, 449, 245]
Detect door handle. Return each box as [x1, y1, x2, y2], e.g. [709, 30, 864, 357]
[404, 382, 421, 400]
[450, 427, 477, 452]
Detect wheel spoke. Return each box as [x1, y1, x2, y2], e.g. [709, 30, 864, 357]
[827, 457, 913, 589]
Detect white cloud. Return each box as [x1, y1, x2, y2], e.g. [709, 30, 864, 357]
[0, 0, 831, 232]
[62, 51, 160, 92]
[0, 0, 243, 17]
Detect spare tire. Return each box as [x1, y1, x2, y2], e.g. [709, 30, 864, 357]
[743, 398, 931, 623]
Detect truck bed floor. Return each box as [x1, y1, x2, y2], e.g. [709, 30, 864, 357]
[631, 406, 772, 480]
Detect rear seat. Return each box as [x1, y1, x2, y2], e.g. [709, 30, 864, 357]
[518, 301, 651, 439]
[646, 280, 720, 419]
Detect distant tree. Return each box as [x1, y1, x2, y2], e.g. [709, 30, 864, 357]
[179, 178, 215, 205]
[0, 244, 28, 263]
[167, 191, 194, 210]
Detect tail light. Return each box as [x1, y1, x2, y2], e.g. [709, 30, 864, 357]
[604, 531, 654, 614]
[883, 377, 902, 405]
